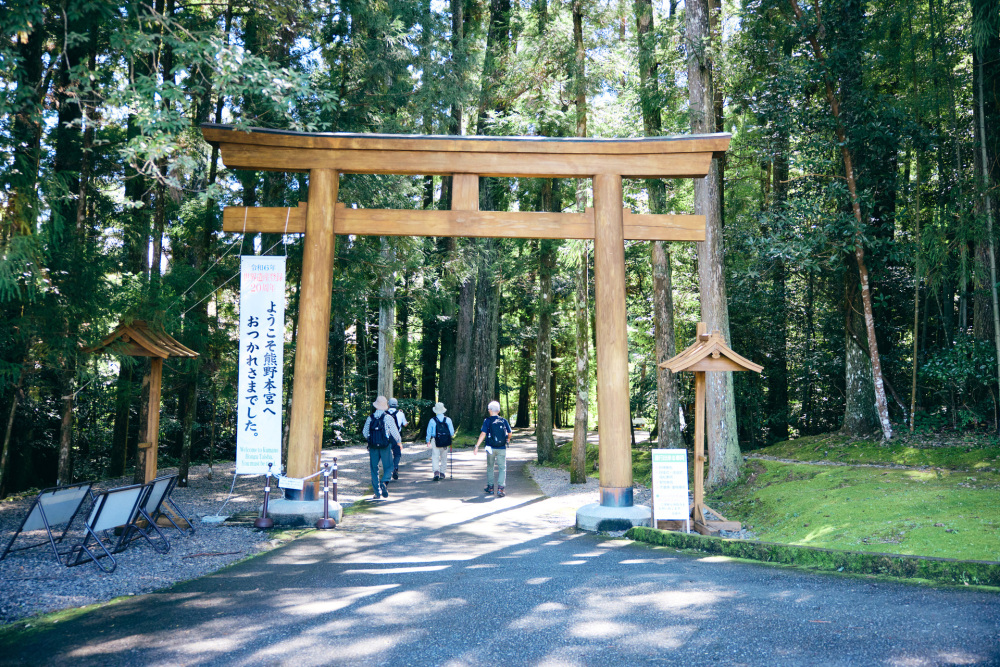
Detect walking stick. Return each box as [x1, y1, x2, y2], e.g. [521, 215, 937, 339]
[449, 444, 453, 480]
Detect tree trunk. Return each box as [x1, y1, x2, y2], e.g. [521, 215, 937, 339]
[396, 272, 411, 396]
[0, 374, 23, 498]
[109, 363, 132, 477]
[177, 378, 197, 486]
[571, 241, 590, 483]
[453, 276, 476, 424]
[536, 239, 557, 462]
[688, 0, 740, 485]
[377, 237, 396, 398]
[467, 240, 502, 430]
[418, 315, 440, 431]
[843, 326, 878, 436]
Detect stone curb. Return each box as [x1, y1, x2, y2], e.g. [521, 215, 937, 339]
[626, 526, 1000, 587]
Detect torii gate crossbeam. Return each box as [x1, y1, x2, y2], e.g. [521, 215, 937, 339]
[202, 124, 730, 510]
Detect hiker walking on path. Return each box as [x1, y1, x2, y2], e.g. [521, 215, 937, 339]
[473, 401, 512, 497]
[363, 396, 401, 500]
[425, 402, 455, 481]
[387, 398, 408, 481]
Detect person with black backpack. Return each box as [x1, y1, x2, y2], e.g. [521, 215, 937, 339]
[386, 398, 408, 481]
[473, 401, 512, 497]
[425, 402, 455, 481]
[362, 395, 401, 500]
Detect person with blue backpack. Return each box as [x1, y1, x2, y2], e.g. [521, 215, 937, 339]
[362, 395, 401, 500]
[473, 400, 512, 497]
[425, 402, 455, 481]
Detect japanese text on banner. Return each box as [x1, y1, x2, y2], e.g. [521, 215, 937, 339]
[237, 256, 285, 474]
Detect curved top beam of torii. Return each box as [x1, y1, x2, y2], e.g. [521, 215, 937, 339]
[202, 123, 730, 178]
[202, 123, 731, 513]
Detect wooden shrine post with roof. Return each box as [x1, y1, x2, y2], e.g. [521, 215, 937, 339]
[202, 124, 730, 512]
[660, 322, 762, 535]
[84, 321, 199, 484]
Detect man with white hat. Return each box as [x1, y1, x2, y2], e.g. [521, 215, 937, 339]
[362, 395, 401, 500]
[386, 398, 408, 480]
[425, 402, 455, 481]
[473, 400, 512, 497]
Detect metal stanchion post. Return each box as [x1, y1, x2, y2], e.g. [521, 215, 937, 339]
[316, 462, 336, 529]
[254, 462, 275, 529]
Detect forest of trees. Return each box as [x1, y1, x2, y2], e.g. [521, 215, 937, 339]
[1, 0, 999, 497]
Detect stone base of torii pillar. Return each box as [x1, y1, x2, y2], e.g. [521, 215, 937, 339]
[576, 503, 651, 532]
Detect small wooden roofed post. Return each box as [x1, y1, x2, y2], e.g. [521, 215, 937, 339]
[84, 321, 198, 483]
[202, 123, 731, 507]
[660, 323, 762, 535]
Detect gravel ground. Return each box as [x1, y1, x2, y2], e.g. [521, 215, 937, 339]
[0, 443, 431, 626]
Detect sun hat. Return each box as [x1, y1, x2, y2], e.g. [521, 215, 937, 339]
[487, 400, 501, 413]
[389, 398, 399, 408]
[373, 396, 389, 411]
[432, 402, 447, 414]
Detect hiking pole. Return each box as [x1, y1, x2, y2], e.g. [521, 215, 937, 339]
[254, 462, 274, 529]
[316, 462, 336, 529]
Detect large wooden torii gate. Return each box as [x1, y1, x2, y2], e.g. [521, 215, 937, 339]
[202, 124, 730, 508]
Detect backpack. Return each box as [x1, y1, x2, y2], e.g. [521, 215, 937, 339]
[387, 408, 404, 430]
[486, 416, 508, 446]
[367, 413, 391, 448]
[433, 416, 452, 448]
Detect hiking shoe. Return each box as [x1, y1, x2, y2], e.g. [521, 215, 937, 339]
[484, 484, 494, 494]
[380, 482, 389, 497]
[392, 469, 399, 480]
[497, 486, 506, 498]
[371, 493, 381, 501]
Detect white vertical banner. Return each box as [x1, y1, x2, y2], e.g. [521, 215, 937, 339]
[651, 449, 690, 531]
[237, 255, 286, 474]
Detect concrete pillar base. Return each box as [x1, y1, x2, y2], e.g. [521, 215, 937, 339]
[263, 498, 343, 527]
[576, 503, 651, 532]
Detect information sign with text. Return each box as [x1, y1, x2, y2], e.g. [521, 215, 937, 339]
[651, 449, 690, 530]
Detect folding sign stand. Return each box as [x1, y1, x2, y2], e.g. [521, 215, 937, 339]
[660, 322, 762, 536]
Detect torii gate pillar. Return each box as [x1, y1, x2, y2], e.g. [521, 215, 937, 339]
[284, 168, 338, 499]
[592, 174, 633, 506]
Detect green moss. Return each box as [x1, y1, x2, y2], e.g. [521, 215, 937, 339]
[758, 433, 1000, 471]
[626, 526, 1000, 587]
[708, 459, 1000, 561]
[0, 597, 132, 643]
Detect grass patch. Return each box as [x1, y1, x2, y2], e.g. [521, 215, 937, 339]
[626, 526, 1000, 587]
[757, 433, 1000, 471]
[708, 459, 1000, 561]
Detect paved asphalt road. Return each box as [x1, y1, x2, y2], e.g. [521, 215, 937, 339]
[2, 438, 998, 666]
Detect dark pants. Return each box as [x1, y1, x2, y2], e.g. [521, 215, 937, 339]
[391, 443, 402, 471]
[369, 446, 392, 494]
